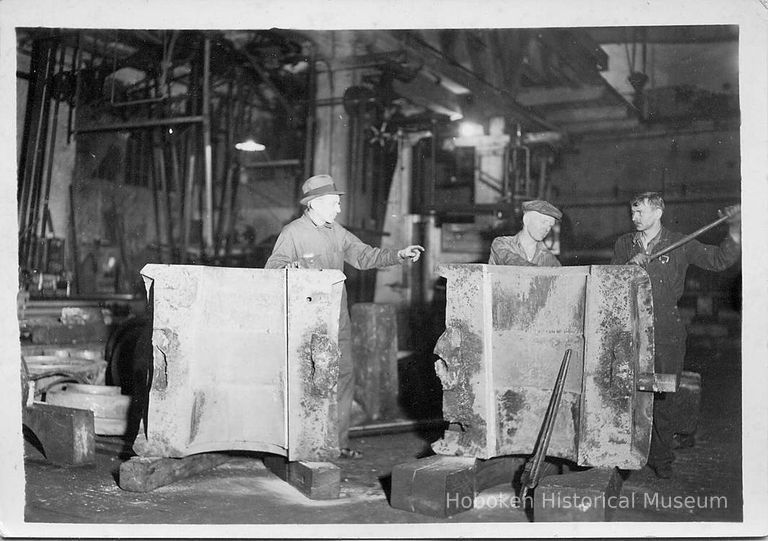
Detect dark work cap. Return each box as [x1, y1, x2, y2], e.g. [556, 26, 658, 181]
[522, 199, 562, 220]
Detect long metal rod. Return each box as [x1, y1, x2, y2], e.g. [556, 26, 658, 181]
[650, 211, 738, 261]
[530, 349, 571, 480]
[520, 348, 572, 502]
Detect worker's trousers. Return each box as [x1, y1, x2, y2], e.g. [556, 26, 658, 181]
[337, 310, 353, 450]
[649, 392, 675, 468]
[648, 312, 686, 469]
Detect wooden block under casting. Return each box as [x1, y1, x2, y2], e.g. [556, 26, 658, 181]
[263, 455, 341, 500]
[534, 467, 623, 522]
[22, 402, 95, 466]
[118, 453, 232, 492]
[390, 455, 476, 517]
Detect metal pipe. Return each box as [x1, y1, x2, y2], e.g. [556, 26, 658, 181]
[19, 39, 53, 248]
[66, 33, 81, 145]
[303, 43, 317, 179]
[214, 80, 236, 257]
[17, 39, 39, 210]
[243, 159, 301, 169]
[223, 164, 242, 260]
[169, 136, 182, 263]
[182, 138, 196, 263]
[109, 96, 168, 108]
[149, 131, 164, 263]
[201, 35, 214, 257]
[39, 43, 67, 241]
[558, 194, 740, 208]
[68, 185, 80, 295]
[348, 418, 447, 438]
[427, 120, 436, 209]
[25, 40, 57, 270]
[156, 131, 176, 260]
[537, 154, 547, 200]
[73, 115, 203, 134]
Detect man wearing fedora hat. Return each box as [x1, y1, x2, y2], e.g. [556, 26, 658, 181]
[488, 199, 562, 266]
[266, 174, 424, 459]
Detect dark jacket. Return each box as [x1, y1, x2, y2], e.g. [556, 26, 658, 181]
[611, 226, 740, 375]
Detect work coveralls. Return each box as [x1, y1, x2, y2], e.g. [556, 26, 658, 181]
[488, 231, 561, 266]
[265, 211, 402, 450]
[611, 226, 740, 470]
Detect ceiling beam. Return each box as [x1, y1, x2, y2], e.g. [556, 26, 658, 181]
[392, 70, 463, 120]
[516, 85, 607, 107]
[544, 104, 630, 124]
[587, 25, 738, 45]
[373, 30, 560, 132]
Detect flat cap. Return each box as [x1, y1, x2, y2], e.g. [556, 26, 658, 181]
[522, 199, 562, 220]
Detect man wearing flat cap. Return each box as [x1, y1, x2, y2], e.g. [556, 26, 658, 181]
[488, 199, 562, 266]
[265, 174, 424, 459]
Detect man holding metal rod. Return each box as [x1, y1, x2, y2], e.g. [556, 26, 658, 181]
[611, 191, 741, 479]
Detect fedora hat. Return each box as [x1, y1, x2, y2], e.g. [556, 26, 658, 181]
[299, 174, 345, 205]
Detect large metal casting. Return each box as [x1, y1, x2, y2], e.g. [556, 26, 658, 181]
[432, 264, 656, 469]
[134, 265, 345, 461]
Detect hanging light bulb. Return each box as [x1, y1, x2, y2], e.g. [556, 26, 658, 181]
[235, 138, 266, 152]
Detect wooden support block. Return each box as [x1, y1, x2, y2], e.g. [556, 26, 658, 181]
[390, 455, 476, 517]
[263, 455, 341, 500]
[22, 402, 95, 466]
[118, 453, 232, 492]
[534, 467, 623, 522]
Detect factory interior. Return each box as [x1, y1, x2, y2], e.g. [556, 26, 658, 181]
[2, 3, 767, 538]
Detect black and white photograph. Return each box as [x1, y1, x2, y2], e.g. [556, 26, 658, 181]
[1, 0, 766, 538]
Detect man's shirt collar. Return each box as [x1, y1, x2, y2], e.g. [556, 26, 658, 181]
[305, 209, 333, 229]
[632, 226, 665, 253]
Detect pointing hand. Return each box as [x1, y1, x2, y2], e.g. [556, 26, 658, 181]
[398, 245, 425, 262]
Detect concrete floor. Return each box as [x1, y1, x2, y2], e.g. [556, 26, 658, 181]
[21, 316, 742, 533]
